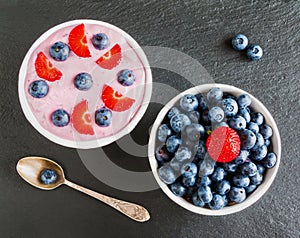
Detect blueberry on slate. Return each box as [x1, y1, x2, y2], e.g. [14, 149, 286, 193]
[74, 73, 93, 91]
[264, 139, 271, 147]
[170, 113, 191, 133]
[95, 107, 112, 127]
[261, 152, 277, 168]
[206, 87, 223, 103]
[223, 162, 238, 172]
[197, 185, 213, 203]
[229, 187, 246, 203]
[211, 167, 226, 181]
[51, 109, 70, 127]
[196, 94, 208, 111]
[248, 122, 260, 134]
[208, 106, 224, 123]
[209, 194, 225, 210]
[166, 135, 182, 153]
[252, 145, 268, 161]
[240, 162, 258, 176]
[29, 80, 49, 98]
[238, 129, 257, 150]
[198, 156, 216, 177]
[251, 112, 264, 125]
[256, 164, 266, 175]
[222, 98, 238, 117]
[185, 123, 205, 141]
[49, 41, 70, 61]
[247, 44, 263, 61]
[250, 172, 263, 185]
[260, 124, 273, 139]
[229, 115, 247, 130]
[92, 33, 109, 50]
[155, 145, 171, 163]
[117, 69, 135, 86]
[215, 180, 231, 195]
[233, 174, 250, 187]
[237, 94, 252, 108]
[158, 165, 177, 184]
[174, 146, 192, 162]
[180, 94, 199, 112]
[232, 34, 248, 51]
[157, 124, 172, 142]
[252, 133, 265, 151]
[181, 162, 198, 178]
[168, 107, 180, 119]
[198, 176, 211, 187]
[40, 169, 57, 185]
[234, 150, 249, 165]
[238, 107, 251, 123]
[188, 111, 200, 123]
[192, 193, 205, 207]
[170, 182, 187, 196]
[245, 184, 257, 194]
[182, 176, 196, 187]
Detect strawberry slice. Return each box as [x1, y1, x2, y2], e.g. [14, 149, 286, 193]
[71, 100, 94, 135]
[68, 24, 91, 58]
[35, 52, 62, 82]
[95, 44, 121, 69]
[101, 84, 135, 112]
[206, 126, 241, 163]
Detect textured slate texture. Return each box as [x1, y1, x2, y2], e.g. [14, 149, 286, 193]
[0, 0, 299, 237]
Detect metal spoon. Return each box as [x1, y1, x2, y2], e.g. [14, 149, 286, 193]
[16, 156, 150, 222]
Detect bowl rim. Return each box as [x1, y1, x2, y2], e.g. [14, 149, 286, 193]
[148, 83, 281, 216]
[18, 19, 152, 149]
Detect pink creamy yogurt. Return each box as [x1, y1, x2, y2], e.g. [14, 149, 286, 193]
[24, 23, 146, 141]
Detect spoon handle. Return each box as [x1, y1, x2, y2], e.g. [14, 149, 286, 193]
[64, 180, 150, 222]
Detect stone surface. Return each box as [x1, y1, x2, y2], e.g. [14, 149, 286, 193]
[0, 0, 299, 237]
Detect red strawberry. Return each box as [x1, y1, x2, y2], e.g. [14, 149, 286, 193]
[206, 126, 241, 163]
[95, 44, 121, 69]
[35, 52, 62, 82]
[68, 24, 91, 58]
[101, 84, 135, 112]
[71, 100, 94, 135]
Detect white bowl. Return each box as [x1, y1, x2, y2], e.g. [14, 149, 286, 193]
[18, 19, 152, 149]
[148, 84, 281, 215]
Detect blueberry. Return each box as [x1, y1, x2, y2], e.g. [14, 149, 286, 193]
[180, 94, 199, 112]
[238, 107, 251, 123]
[256, 164, 266, 175]
[40, 169, 57, 185]
[215, 180, 231, 195]
[174, 146, 192, 162]
[92, 33, 109, 50]
[240, 162, 258, 176]
[117, 69, 135, 86]
[158, 165, 177, 184]
[213, 122, 229, 130]
[251, 112, 264, 125]
[250, 172, 263, 185]
[155, 145, 171, 163]
[252, 133, 265, 151]
[188, 111, 200, 123]
[208, 106, 224, 123]
[233, 174, 250, 187]
[237, 94, 252, 108]
[201, 110, 210, 125]
[234, 150, 249, 165]
[231, 34, 248, 51]
[166, 135, 182, 153]
[264, 139, 271, 147]
[185, 123, 205, 141]
[206, 87, 223, 103]
[29, 80, 49, 98]
[192, 193, 205, 207]
[170, 114, 191, 133]
[245, 184, 257, 193]
[222, 195, 229, 206]
[229, 187, 246, 203]
[238, 129, 257, 150]
[247, 44, 263, 61]
[209, 194, 225, 210]
[51, 109, 70, 127]
[167, 107, 180, 119]
[196, 94, 208, 111]
[181, 162, 198, 178]
[222, 98, 238, 117]
[197, 185, 213, 203]
[49, 41, 70, 61]
[74, 73, 93, 91]
[170, 182, 187, 196]
[198, 176, 211, 187]
[170, 158, 181, 171]
[260, 124, 273, 139]
[194, 141, 207, 160]
[182, 176, 196, 187]
[95, 107, 112, 127]
[248, 122, 260, 134]
[198, 156, 216, 177]
[261, 152, 277, 168]
[252, 145, 268, 161]
[223, 162, 238, 172]
[229, 115, 247, 130]
[211, 167, 226, 181]
[157, 124, 172, 142]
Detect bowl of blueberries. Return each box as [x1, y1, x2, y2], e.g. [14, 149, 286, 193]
[148, 84, 281, 215]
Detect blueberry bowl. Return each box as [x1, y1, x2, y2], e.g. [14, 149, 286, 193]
[148, 84, 281, 215]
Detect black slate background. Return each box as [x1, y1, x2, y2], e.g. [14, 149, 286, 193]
[0, 0, 300, 237]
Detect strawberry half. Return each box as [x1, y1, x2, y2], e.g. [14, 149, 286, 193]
[101, 84, 135, 112]
[95, 44, 121, 69]
[35, 52, 62, 82]
[71, 100, 94, 135]
[68, 24, 91, 58]
[206, 126, 241, 163]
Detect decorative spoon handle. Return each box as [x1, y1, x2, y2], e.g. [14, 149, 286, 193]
[64, 180, 150, 222]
